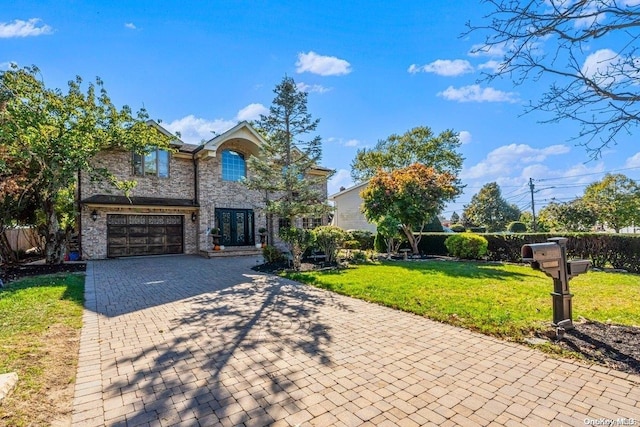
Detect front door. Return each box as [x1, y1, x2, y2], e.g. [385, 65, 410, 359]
[215, 209, 254, 246]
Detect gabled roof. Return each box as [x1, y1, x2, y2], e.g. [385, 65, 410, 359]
[197, 121, 265, 157]
[328, 180, 369, 200]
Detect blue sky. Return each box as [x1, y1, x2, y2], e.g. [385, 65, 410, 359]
[3, 0, 639, 219]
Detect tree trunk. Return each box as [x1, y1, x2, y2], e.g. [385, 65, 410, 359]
[402, 225, 420, 255]
[43, 199, 67, 264]
[0, 229, 18, 265]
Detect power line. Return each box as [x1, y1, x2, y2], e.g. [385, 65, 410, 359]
[536, 166, 640, 183]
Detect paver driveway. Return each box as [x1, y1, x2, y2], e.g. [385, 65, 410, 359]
[72, 255, 640, 426]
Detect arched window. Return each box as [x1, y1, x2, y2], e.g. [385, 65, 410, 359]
[222, 150, 246, 181]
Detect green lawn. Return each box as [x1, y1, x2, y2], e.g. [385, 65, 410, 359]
[0, 273, 84, 426]
[287, 261, 640, 339]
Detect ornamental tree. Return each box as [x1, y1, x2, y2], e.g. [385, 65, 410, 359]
[361, 163, 462, 254]
[0, 65, 172, 264]
[245, 76, 331, 250]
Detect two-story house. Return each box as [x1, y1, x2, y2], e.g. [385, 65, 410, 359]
[79, 121, 331, 259]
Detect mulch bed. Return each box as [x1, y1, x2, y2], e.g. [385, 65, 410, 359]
[0, 262, 86, 285]
[553, 321, 640, 376]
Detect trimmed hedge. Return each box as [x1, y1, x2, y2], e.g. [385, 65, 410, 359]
[483, 233, 640, 273]
[368, 231, 640, 273]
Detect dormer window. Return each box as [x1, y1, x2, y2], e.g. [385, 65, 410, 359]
[222, 150, 246, 181]
[133, 148, 169, 178]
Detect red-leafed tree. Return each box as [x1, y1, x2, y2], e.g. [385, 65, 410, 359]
[361, 163, 462, 255]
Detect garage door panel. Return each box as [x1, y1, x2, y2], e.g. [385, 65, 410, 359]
[107, 214, 184, 257]
[166, 235, 182, 244]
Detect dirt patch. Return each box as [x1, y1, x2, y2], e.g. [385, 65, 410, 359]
[0, 324, 80, 427]
[552, 321, 640, 376]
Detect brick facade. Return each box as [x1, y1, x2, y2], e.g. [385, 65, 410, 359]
[79, 121, 330, 259]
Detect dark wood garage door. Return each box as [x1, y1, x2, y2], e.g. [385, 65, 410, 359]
[107, 214, 184, 257]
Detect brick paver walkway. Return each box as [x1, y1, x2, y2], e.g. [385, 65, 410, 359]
[72, 255, 640, 426]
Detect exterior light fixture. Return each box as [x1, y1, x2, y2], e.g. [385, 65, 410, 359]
[191, 212, 197, 222]
[91, 210, 98, 221]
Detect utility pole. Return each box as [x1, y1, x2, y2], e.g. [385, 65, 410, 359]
[529, 178, 537, 232]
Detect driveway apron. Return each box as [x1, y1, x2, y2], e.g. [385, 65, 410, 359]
[72, 255, 640, 426]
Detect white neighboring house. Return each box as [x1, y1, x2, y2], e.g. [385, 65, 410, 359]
[328, 181, 377, 233]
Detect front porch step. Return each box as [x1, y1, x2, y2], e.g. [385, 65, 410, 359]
[205, 246, 263, 258]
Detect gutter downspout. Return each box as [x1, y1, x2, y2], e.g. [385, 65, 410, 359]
[77, 169, 82, 259]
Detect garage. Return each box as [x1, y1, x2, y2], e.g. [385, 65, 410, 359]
[107, 214, 184, 257]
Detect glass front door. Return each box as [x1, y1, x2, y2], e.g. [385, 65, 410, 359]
[215, 208, 254, 246]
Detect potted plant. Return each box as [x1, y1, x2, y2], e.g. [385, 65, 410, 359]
[258, 227, 267, 248]
[210, 227, 221, 250]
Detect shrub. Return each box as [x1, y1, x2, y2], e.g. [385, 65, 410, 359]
[507, 221, 527, 233]
[450, 224, 466, 232]
[350, 250, 369, 264]
[445, 234, 489, 259]
[343, 240, 361, 250]
[279, 227, 314, 271]
[262, 245, 283, 263]
[347, 230, 375, 250]
[312, 226, 347, 264]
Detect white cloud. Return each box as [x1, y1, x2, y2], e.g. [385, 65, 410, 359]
[344, 139, 360, 147]
[163, 103, 270, 143]
[162, 115, 236, 144]
[478, 60, 502, 72]
[0, 61, 17, 70]
[438, 85, 519, 103]
[458, 131, 472, 145]
[236, 103, 268, 121]
[0, 18, 53, 38]
[408, 59, 473, 76]
[328, 169, 353, 196]
[462, 143, 570, 180]
[296, 51, 352, 76]
[124, 22, 137, 30]
[581, 49, 617, 77]
[468, 42, 507, 58]
[296, 82, 331, 93]
[624, 152, 640, 168]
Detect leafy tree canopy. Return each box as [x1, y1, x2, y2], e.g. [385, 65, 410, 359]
[537, 199, 598, 233]
[362, 163, 461, 254]
[463, 182, 521, 232]
[582, 173, 640, 232]
[350, 126, 463, 183]
[466, 0, 640, 156]
[0, 65, 173, 263]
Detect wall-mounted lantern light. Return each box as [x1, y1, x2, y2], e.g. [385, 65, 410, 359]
[91, 210, 98, 221]
[191, 212, 197, 222]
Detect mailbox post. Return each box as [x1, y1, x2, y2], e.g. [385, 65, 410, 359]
[521, 237, 590, 331]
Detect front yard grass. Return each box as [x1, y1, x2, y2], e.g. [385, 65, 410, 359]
[287, 260, 640, 340]
[0, 273, 85, 427]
